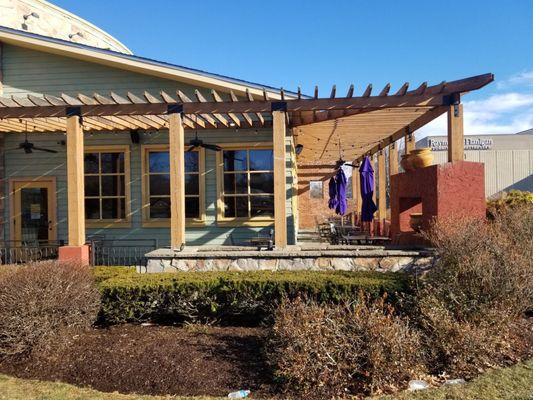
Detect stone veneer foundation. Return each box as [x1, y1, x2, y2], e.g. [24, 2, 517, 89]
[142, 245, 434, 274]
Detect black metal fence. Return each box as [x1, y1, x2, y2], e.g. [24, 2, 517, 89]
[0, 240, 64, 265]
[89, 238, 159, 267]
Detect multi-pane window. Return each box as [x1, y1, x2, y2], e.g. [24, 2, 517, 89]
[221, 148, 274, 219]
[145, 148, 202, 220]
[84, 148, 129, 222]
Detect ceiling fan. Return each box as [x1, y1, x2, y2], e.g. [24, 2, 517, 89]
[11, 132, 58, 154]
[187, 132, 222, 152]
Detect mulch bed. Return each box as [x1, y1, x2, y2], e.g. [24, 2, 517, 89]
[0, 324, 274, 398]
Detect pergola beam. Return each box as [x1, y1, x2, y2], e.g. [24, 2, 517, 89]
[0, 73, 494, 120]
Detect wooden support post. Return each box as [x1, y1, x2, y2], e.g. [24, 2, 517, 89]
[169, 109, 186, 249]
[377, 150, 386, 221]
[404, 132, 415, 154]
[273, 105, 288, 248]
[447, 101, 464, 162]
[353, 169, 361, 215]
[66, 114, 85, 246]
[388, 142, 398, 176]
[0, 41, 3, 95]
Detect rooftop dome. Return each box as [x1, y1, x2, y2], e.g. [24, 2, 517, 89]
[0, 0, 132, 54]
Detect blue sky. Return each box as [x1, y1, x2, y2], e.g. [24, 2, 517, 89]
[54, 0, 533, 137]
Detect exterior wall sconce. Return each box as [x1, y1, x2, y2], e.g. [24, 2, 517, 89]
[22, 12, 40, 30]
[69, 32, 85, 39]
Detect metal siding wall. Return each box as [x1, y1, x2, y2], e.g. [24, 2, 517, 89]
[479, 151, 497, 198]
[510, 150, 531, 191]
[427, 149, 532, 198]
[496, 151, 514, 194]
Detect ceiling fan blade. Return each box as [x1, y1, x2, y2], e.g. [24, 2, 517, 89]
[202, 143, 222, 152]
[186, 145, 197, 152]
[32, 147, 58, 154]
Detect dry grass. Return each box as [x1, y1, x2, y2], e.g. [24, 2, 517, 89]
[0, 261, 101, 357]
[1, 359, 532, 400]
[0, 373, 221, 400]
[372, 358, 533, 400]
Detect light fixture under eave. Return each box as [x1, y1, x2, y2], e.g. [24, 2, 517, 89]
[23, 12, 40, 20]
[295, 144, 304, 155]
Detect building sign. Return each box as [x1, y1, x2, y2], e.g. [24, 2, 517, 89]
[428, 137, 494, 151]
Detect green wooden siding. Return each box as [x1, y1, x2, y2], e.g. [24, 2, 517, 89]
[1, 43, 295, 246]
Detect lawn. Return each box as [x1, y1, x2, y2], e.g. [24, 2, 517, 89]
[1, 359, 531, 400]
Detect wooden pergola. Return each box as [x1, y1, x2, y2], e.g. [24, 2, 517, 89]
[0, 73, 494, 250]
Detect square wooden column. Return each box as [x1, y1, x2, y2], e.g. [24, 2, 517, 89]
[404, 132, 415, 154]
[377, 150, 387, 220]
[272, 103, 287, 248]
[353, 168, 361, 214]
[447, 101, 464, 162]
[66, 113, 85, 247]
[169, 107, 186, 250]
[388, 142, 398, 176]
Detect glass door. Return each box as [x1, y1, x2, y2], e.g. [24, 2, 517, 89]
[12, 180, 57, 243]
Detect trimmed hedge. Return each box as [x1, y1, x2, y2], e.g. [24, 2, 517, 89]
[94, 267, 409, 325]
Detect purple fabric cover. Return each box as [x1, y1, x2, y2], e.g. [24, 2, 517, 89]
[328, 176, 338, 209]
[335, 168, 348, 215]
[359, 156, 377, 222]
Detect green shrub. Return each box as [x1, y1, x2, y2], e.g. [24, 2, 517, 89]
[267, 296, 424, 398]
[487, 190, 533, 218]
[0, 262, 100, 357]
[94, 268, 409, 325]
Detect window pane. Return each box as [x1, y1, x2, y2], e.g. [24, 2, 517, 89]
[250, 173, 273, 194]
[101, 175, 125, 197]
[84, 176, 100, 197]
[85, 199, 100, 219]
[251, 196, 274, 217]
[223, 196, 248, 218]
[101, 152, 124, 173]
[223, 150, 247, 171]
[249, 149, 273, 171]
[185, 197, 200, 218]
[149, 151, 170, 173]
[185, 174, 199, 195]
[149, 174, 170, 196]
[84, 153, 99, 174]
[102, 198, 125, 219]
[224, 173, 247, 194]
[149, 197, 171, 218]
[185, 152, 199, 172]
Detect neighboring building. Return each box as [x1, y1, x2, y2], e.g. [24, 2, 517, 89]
[417, 130, 533, 198]
[0, 0, 131, 53]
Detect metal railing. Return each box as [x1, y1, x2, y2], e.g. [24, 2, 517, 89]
[89, 238, 159, 266]
[0, 240, 64, 264]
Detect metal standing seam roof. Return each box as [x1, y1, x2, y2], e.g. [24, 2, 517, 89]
[0, 25, 301, 97]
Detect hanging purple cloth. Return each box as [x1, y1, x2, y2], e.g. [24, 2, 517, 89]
[359, 156, 377, 222]
[328, 176, 338, 210]
[335, 168, 348, 215]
